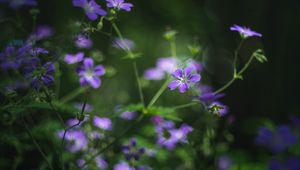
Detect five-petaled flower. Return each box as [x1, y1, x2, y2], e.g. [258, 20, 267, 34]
[168, 67, 201, 93]
[230, 25, 262, 38]
[72, 0, 107, 21]
[77, 58, 105, 88]
[106, 0, 133, 12]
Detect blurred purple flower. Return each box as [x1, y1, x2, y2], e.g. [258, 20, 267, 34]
[89, 131, 104, 139]
[156, 57, 179, 74]
[169, 123, 193, 143]
[168, 67, 201, 93]
[106, 0, 133, 11]
[29, 62, 55, 90]
[268, 157, 300, 170]
[187, 59, 204, 72]
[75, 34, 93, 49]
[64, 52, 84, 64]
[144, 68, 165, 80]
[73, 102, 93, 112]
[27, 25, 54, 43]
[230, 25, 262, 38]
[0, 45, 32, 70]
[77, 58, 105, 88]
[122, 138, 145, 161]
[95, 156, 108, 169]
[256, 126, 297, 153]
[72, 0, 107, 20]
[93, 116, 112, 130]
[120, 111, 137, 120]
[114, 161, 134, 170]
[218, 156, 233, 170]
[113, 38, 135, 51]
[208, 101, 229, 117]
[0, 0, 37, 9]
[57, 130, 88, 152]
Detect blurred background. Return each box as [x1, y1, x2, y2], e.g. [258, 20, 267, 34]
[1, 0, 300, 169]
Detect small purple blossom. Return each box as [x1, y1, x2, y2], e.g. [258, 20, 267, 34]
[255, 125, 297, 153]
[0, 45, 32, 70]
[95, 156, 108, 169]
[75, 34, 93, 49]
[57, 130, 88, 152]
[93, 116, 112, 130]
[28, 62, 55, 91]
[0, 0, 37, 9]
[73, 102, 93, 112]
[208, 101, 229, 117]
[113, 38, 135, 51]
[230, 25, 262, 38]
[144, 68, 165, 80]
[268, 157, 300, 170]
[156, 57, 179, 74]
[27, 25, 54, 43]
[77, 58, 105, 88]
[122, 138, 145, 161]
[120, 111, 137, 120]
[218, 156, 233, 170]
[106, 0, 133, 12]
[73, 0, 107, 21]
[64, 52, 84, 64]
[168, 67, 201, 93]
[155, 120, 193, 150]
[114, 161, 134, 170]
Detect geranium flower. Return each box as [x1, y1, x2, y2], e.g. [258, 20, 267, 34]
[72, 0, 107, 20]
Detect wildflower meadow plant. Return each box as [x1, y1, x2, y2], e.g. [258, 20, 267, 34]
[0, 1, 277, 170]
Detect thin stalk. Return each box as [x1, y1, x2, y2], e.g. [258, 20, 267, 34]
[170, 40, 177, 57]
[60, 86, 89, 103]
[147, 78, 170, 108]
[23, 121, 54, 170]
[111, 22, 145, 107]
[233, 39, 244, 74]
[173, 102, 198, 110]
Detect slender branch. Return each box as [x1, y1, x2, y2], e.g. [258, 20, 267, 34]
[60, 86, 89, 103]
[172, 102, 199, 110]
[23, 120, 54, 170]
[111, 22, 145, 107]
[147, 78, 170, 108]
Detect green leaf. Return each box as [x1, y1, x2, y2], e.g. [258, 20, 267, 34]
[253, 49, 267, 63]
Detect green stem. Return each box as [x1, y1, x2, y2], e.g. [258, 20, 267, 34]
[111, 22, 145, 107]
[214, 77, 236, 94]
[23, 121, 54, 170]
[147, 78, 170, 108]
[170, 40, 177, 57]
[173, 102, 198, 110]
[60, 86, 89, 103]
[238, 54, 255, 75]
[233, 39, 244, 74]
[133, 61, 145, 107]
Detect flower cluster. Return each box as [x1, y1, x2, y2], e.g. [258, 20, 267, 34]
[122, 138, 145, 161]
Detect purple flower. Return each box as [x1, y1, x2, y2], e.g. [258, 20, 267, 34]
[57, 130, 88, 152]
[120, 111, 137, 120]
[230, 25, 262, 38]
[27, 25, 54, 43]
[122, 138, 145, 161]
[77, 58, 105, 88]
[73, 0, 107, 20]
[156, 57, 179, 74]
[268, 157, 300, 170]
[144, 68, 165, 80]
[114, 161, 134, 170]
[95, 156, 108, 169]
[75, 34, 93, 49]
[0, 45, 32, 70]
[93, 116, 112, 130]
[208, 101, 229, 117]
[64, 52, 84, 64]
[156, 121, 193, 150]
[73, 102, 93, 112]
[168, 67, 201, 93]
[106, 0, 133, 12]
[187, 59, 204, 72]
[255, 126, 297, 153]
[113, 38, 135, 51]
[29, 62, 55, 90]
[0, 0, 37, 9]
[218, 156, 233, 170]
